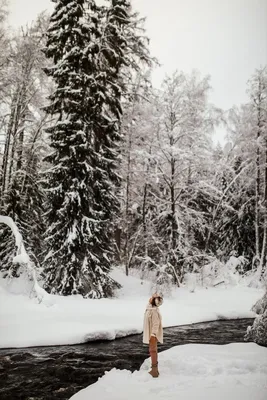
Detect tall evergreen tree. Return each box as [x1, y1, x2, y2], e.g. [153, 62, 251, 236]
[42, 0, 150, 297]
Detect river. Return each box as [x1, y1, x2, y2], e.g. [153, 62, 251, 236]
[0, 318, 254, 400]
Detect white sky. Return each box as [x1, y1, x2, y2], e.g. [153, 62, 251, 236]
[7, 0, 267, 143]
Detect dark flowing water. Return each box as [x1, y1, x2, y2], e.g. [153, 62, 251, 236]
[0, 318, 254, 400]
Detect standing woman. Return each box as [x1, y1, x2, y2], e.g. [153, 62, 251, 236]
[143, 293, 164, 378]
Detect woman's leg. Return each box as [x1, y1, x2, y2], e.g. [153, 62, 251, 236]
[149, 337, 159, 377]
[149, 337, 158, 364]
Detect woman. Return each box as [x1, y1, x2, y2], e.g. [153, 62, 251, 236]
[143, 293, 163, 378]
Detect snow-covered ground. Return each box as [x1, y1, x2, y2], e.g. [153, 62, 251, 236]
[0, 268, 263, 349]
[70, 343, 267, 400]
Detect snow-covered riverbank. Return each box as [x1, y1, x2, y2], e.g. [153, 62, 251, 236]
[70, 343, 267, 400]
[0, 269, 262, 349]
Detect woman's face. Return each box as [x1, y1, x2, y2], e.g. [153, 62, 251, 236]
[155, 296, 163, 306]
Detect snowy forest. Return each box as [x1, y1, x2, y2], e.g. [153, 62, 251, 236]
[0, 1, 267, 399]
[0, 0, 267, 300]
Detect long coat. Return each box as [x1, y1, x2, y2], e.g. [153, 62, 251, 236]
[143, 303, 163, 344]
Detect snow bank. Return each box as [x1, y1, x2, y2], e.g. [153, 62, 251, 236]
[70, 343, 267, 400]
[0, 268, 262, 349]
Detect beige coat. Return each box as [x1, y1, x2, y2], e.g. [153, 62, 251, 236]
[143, 303, 163, 344]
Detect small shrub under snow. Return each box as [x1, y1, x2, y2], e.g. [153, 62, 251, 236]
[200, 256, 247, 288]
[245, 288, 267, 347]
[245, 310, 267, 347]
[183, 272, 197, 293]
[150, 264, 174, 297]
[252, 291, 267, 315]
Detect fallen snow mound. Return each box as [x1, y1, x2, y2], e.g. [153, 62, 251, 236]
[70, 343, 267, 400]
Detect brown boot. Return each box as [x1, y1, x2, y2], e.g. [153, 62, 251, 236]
[148, 363, 159, 378]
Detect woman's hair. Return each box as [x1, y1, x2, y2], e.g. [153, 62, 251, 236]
[151, 297, 157, 307]
[151, 296, 163, 307]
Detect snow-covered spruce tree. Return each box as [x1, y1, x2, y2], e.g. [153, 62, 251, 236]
[42, 0, 115, 297]
[42, 0, 150, 297]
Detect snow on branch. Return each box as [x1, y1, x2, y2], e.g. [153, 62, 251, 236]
[0, 215, 30, 264]
[0, 215, 49, 303]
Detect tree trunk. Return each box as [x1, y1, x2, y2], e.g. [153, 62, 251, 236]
[142, 145, 153, 260]
[255, 87, 263, 263]
[169, 109, 179, 280]
[259, 136, 267, 274]
[170, 156, 177, 251]
[142, 182, 148, 258]
[124, 124, 132, 276]
[8, 84, 27, 183]
[1, 93, 17, 204]
[16, 99, 27, 172]
[114, 227, 121, 262]
[8, 134, 16, 185]
[255, 145, 261, 261]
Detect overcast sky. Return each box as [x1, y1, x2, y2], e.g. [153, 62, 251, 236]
[8, 0, 267, 142]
